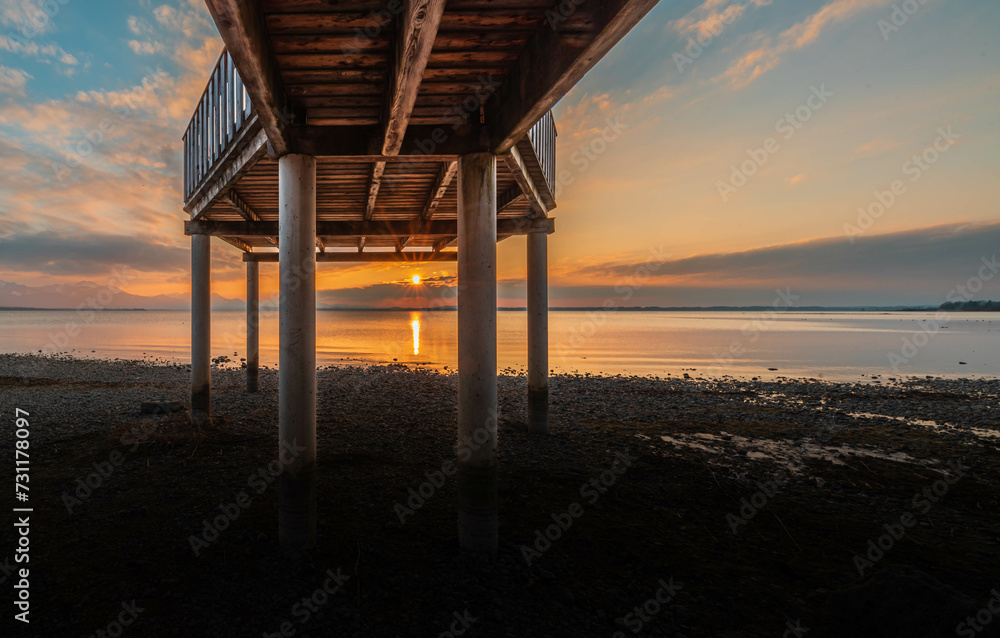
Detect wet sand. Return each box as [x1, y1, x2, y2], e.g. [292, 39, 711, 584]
[1, 354, 998, 637]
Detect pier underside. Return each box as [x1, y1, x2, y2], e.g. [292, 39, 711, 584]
[182, 0, 658, 552]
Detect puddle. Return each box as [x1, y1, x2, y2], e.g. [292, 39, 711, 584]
[657, 431, 944, 476]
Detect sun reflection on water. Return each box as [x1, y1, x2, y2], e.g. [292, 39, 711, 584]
[410, 313, 420, 355]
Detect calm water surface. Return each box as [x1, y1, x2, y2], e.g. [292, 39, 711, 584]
[1, 310, 997, 381]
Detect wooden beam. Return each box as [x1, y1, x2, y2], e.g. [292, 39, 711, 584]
[497, 184, 526, 213]
[487, 0, 658, 153]
[226, 189, 261, 222]
[421, 161, 458, 220]
[395, 236, 413, 252]
[226, 189, 278, 247]
[186, 217, 555, 237]
[221, 237, 253, 252]
[290, 123, 485, 158]
[364, 161, 385, 220]
[383, 0, 447, 155]
[503, 146, 548, 216]
[431, 235, 455, 253]
[363, 0, 447, 222]
[244, 251, 458, 263]
[357, 236, 366, 252]
[316, 236, 326, 252]
[204, 0, 295, 156]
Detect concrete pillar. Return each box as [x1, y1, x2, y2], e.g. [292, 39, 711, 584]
[278, 153, 317, 550]
[191, 233, 211, 426]
[527, 230, 549, 435]
[457, 152, 498, 552]
[246, 260, 259, 393]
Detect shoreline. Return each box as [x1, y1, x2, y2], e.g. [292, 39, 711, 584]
[1, 353, 998, 636]
[3, 349, 998, 385]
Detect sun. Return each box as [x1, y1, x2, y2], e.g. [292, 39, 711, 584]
[411, 274, 421, 285]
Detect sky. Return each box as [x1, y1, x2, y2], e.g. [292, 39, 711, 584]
[0, 0, 998, 308]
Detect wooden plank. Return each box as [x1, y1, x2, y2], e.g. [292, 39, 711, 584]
[221, 236, 253, 252]
[291, 123, 484, 157]
[186, 217, 554, 236]
[497, 183, 525, 212]
[367, 0, 453, 226]
[245, 251, 458, 262]
[382, 0, 447, 156]
[431, 235, 455, 252]
[488, 0, 658, 153]
[205, 0, 294, 156]
[421, 161, 458, 219]
[364, 161, 385, 220]
[271, 34, 391, 53]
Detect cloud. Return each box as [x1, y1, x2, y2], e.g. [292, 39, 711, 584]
[671, 0, 772, 41]
[0, 0, 57, 34]
[0, 65, 31, 97]
[318, 276, 458, 308]
[128, 40, 165, 55]
[0, 32, 78, 66]
[785, 173, 805, 185]
[0, 232, 188, 276]
[854, 136, 899, 156]
[565, 222, 1000, 293]
[717, 0, 892, 88]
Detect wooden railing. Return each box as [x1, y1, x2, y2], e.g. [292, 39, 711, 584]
[527, 111, 557, 196]
[183, 48, 254, 203]
[183, 49, 557, 207]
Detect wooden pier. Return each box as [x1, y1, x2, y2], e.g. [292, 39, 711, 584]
[182, 0, 658, 551]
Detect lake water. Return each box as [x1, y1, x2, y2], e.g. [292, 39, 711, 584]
[1, 310, 998, 381]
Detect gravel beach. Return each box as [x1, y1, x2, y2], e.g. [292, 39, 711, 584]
[1, 353, 998, 637]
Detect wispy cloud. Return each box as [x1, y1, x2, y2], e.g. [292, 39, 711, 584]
[671, 0, 772, 41]
[716, 0, 892, 88]
[564, 222, 1000, 292]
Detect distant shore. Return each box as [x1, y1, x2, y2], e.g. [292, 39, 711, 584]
[8, 304, 1000, 312]
[2, 353, 998, 636]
